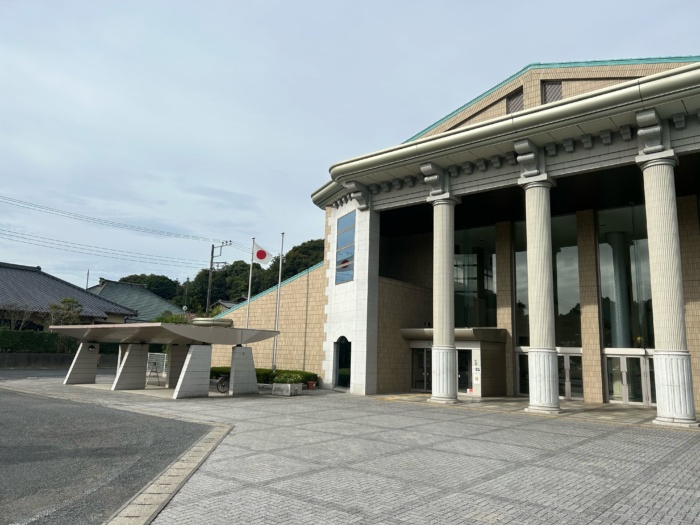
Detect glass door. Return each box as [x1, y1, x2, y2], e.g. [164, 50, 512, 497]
[457, 350, 472, 392]
[606, 356, 655, 405]
[412, 349, 431, 392]
[558, 355, 584, 400]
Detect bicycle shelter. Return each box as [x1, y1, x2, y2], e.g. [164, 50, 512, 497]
[51, 322, 278, 399]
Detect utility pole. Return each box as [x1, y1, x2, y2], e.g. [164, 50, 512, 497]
[206, 240, 232, 317]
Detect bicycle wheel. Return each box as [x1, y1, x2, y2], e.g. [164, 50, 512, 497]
[216, 377, 229, 393]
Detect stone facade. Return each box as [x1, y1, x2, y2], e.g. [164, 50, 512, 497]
[211, 264, 326, 378]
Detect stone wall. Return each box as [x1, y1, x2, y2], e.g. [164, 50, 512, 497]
[375, 277, 432, 394]
[211, 264, 326, 378]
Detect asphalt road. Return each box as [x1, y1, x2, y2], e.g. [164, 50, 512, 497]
[0, 387, 209, 525]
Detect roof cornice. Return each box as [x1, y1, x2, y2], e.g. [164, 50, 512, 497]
[311, 62, 700, 208]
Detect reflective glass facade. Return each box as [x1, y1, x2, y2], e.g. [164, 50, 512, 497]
[335, 211, 355, 284]
[514, 215, 581, 347]
[598, 205, 653, 348]
[454, 226, 496, 327]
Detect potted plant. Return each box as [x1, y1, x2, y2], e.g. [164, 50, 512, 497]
[271, 372, 304, 396]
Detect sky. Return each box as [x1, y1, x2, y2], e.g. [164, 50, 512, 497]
[1, 0, 699, 288]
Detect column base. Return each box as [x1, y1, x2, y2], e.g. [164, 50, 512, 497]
[428, 396, 461, 405]
[653, 416, 700, 428]
[525, 405, 562, 415]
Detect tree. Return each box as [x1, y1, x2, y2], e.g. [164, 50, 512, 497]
[0, 303, 33, 331]
[119, 274, 181, 301]
[48, 298, 83, 325]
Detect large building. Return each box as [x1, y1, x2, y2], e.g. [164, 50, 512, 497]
[310, 56, 700, 427]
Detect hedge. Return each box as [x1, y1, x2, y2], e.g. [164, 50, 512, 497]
[0, 330, 79, 354]
[210, 367, 318, 383]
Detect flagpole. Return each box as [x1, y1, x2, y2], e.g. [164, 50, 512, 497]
[271, 232, 284, 372]
[246, 237, 255, 328]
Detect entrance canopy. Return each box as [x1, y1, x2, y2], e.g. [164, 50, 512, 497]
[50, 322, 278, 346]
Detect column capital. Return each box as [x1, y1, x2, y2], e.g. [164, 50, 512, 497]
[517, 172, 554, 190]
[635, 150, 678, 171]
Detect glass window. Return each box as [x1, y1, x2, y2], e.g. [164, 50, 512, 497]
[454, 226, 496, 327]
[598, 205, 653, 348]
[514, 215, 581, 347]
[335, 211, 355, 285]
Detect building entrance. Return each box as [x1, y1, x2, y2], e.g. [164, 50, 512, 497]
[458, 350, 472, 392]
[411, 348, 431, 391]
[558, 355, 583, 399]
[606, 356, 655, 405]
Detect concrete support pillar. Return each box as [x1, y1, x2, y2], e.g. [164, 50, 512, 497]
[64, 342, 100, 385]
[521, 179, 561, 414]
[639, 154, 698, 426]
[112, 344, 148, 390]
[607, 232, 632, 347]
[430, 197, 459, 404]
[173, 344, 212, 399]
[166, 344, 188, 388]
[229, 346, 259, 395]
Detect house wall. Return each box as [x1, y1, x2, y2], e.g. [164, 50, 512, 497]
[211, 264, 326, 378]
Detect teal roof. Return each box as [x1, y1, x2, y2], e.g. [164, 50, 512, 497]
[88, 280, 180, 322]
[214, 261, 324, 319]
[405, 55, 700, 143]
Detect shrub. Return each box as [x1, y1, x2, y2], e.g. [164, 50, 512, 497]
[273, 372, 305, 384]
[210, 367, 319, 383]
[0, 330, 79, 354]
[211, 366, 230, 379]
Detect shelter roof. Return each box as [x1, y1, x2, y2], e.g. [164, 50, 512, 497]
[50, 322, 278, 346]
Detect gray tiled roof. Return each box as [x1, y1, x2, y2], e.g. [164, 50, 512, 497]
[0, 262, 136, 319]
[88, 279, 181, 322]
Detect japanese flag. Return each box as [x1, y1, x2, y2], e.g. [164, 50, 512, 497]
[253, 241, 273, 265]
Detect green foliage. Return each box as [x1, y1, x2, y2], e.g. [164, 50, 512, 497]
[152, 311, 188, 324]
[116, 239, 324, 315]
[338, 368, 350, 384]
[210, 367, 318, 383]
[273, 372, 305, 384]
[48, 298, 83, 325]
[0, 329, 79, 354]
[119, 274, 180, 301]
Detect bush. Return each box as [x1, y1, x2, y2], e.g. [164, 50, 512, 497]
[211, 367, 318, 383]
[0, 330, 79, 354]
[273, 372, 305, 384]
[211, 366, 230, 379]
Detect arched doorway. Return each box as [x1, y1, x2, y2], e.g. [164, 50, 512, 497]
[335, 336, 351, 388]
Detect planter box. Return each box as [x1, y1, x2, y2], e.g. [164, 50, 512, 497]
[272, 383, 303, 396]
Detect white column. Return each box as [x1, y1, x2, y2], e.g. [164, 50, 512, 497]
[430, 197, 459, 404]
[64, 343, 100, 385]
[112, 344, 149, 390]
[229, 346, 259, 395]
[522, 179, 561, 414]
[173, 344, 213, 399]
[165, 344, 188, 388]
[639, 154, 698, 427]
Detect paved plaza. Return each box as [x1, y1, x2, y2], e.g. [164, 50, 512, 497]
[1, 373, 700, 524]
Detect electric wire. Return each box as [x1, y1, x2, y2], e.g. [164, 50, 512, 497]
[0, 231, 208, 270]
[0, 194, 251, 253]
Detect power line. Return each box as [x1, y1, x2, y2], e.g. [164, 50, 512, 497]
[0, 194, 251, 252]
[0, 230, 209, 270]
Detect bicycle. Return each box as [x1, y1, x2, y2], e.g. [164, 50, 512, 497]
[216, 374, 229, 393]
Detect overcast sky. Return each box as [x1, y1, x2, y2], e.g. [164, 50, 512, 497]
[1, 0, 699, 287]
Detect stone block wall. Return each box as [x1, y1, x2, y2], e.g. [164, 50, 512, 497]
[376, 278, 432, 394]
[678, 196, 700, 408]
[211, 264, 326, 377]
[577, 210, 604, 403]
